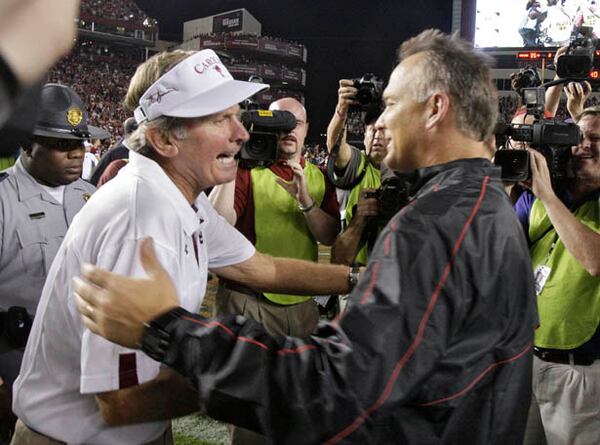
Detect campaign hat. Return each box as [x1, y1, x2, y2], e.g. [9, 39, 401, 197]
[33, 83, 108, 140]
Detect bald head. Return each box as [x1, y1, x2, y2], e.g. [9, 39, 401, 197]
[269, 97, 308, 160]
[269, 98, 307, 123]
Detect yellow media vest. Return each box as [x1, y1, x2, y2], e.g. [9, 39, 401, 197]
[529, 198, 600, 349]
[251, 163, 326, 305]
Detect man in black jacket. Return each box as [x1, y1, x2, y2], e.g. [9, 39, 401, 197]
[88, 117, 137, 186]
[74, 29, 537, 444]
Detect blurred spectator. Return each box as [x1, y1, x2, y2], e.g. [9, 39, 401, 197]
[90, 117, 137, 186]
[304, 143, 328, 166]
[97, 158, 128, 188]
[82, 139, 100, 181]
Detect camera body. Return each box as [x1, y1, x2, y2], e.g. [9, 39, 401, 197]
[511, 67, 541, 93]
[0, 306, 32, 348]
[352, 73, 383, 111]
[495, 121, 580, 183]
[494, 85, 581, 187]
[239, 109, 297, 168]
[364, 175, 410, 228]
[556, 29, 597, 78]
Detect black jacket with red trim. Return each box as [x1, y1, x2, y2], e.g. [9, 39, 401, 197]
[161, 158, 537, 444]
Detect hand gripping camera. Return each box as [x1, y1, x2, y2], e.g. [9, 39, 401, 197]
[351, 73, 384, 111]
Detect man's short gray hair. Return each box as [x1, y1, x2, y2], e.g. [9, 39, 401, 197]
[398, 29, 498, 142]
[127, 117, 188, 156]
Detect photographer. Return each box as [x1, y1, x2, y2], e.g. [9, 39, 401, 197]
[326, 79, 388, 217]
[517, 106, 600, 445]
[564, 79, 592, 121]
[326, 80, 392, 265]
[504, 50, 568, 203]
[209, 97, 339, 444]
[511, 47, 569, 127]
[74, 30, 536, 444]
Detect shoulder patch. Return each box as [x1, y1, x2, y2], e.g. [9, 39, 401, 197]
[0, 172, 8, 184]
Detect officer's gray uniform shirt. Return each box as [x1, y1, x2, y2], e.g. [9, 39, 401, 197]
[0, 157, 95, 315]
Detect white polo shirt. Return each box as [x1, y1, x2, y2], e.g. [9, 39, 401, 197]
[13, 151, 255, 444]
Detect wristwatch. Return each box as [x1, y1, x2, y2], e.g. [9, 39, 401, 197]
[298, 199, 316, 213]
[139, 307, 187, 363]
[348, 266, 361, 289]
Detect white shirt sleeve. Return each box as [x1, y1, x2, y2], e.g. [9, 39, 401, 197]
[200, 194, 256, 268]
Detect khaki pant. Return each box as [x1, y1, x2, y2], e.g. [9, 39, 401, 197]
[11, 421, 64, 445]
[11, 419, 173, 445]
[216, 283, 319, 444]
[523, 356, 600, 445]
[215, 283, 319, 337]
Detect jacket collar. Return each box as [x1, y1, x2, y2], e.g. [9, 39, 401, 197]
[406, 158, 498, 196]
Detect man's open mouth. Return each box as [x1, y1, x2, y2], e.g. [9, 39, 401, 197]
[217, 153, 238, 166]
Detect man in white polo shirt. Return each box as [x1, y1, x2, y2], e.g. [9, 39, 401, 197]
[12, 49, 355, 445]
[11, 49, 266, 445]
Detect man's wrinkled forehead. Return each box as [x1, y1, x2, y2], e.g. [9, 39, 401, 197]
[383, 54, 423, 102]
[578, 114, 600, 135]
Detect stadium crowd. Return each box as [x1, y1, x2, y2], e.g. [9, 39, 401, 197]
[80, 0, 152, 25]
[46, 44, 137, 149]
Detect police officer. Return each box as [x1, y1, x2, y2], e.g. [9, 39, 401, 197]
[0, 83, 98, 442]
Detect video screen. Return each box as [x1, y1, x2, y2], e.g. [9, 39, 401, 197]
[474, 1, 600, 48]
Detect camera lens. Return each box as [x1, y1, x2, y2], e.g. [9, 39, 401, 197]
[247, 135, 267, 156]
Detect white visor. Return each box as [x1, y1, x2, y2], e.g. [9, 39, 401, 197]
[134, 49, 269, 124]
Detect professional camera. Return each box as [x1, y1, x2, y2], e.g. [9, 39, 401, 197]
[238, 109, 297, 168]
[0, 306, 32, 348]
[364, 174, 410, 228]
[494, 86, 582, 187]
[352, 73, 383, 111]
[556, 28, 597, 78]
[510, 67, 541, 94]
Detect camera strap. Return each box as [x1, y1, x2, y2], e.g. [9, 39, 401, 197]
[528, 224, 556, 249]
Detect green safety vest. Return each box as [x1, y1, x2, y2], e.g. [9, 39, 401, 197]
[529, 197, 600, 349]
[251, 163, 326, 305]
[0, 156, 16, 171]
[345, 153, 381, 265]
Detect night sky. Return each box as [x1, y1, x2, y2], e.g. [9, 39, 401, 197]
[134, 0, 453, 141]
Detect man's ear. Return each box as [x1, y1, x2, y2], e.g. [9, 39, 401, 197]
[425, 92, 450, 131]
[145, 126, 180, 158]
[20, 140, 34, 157]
